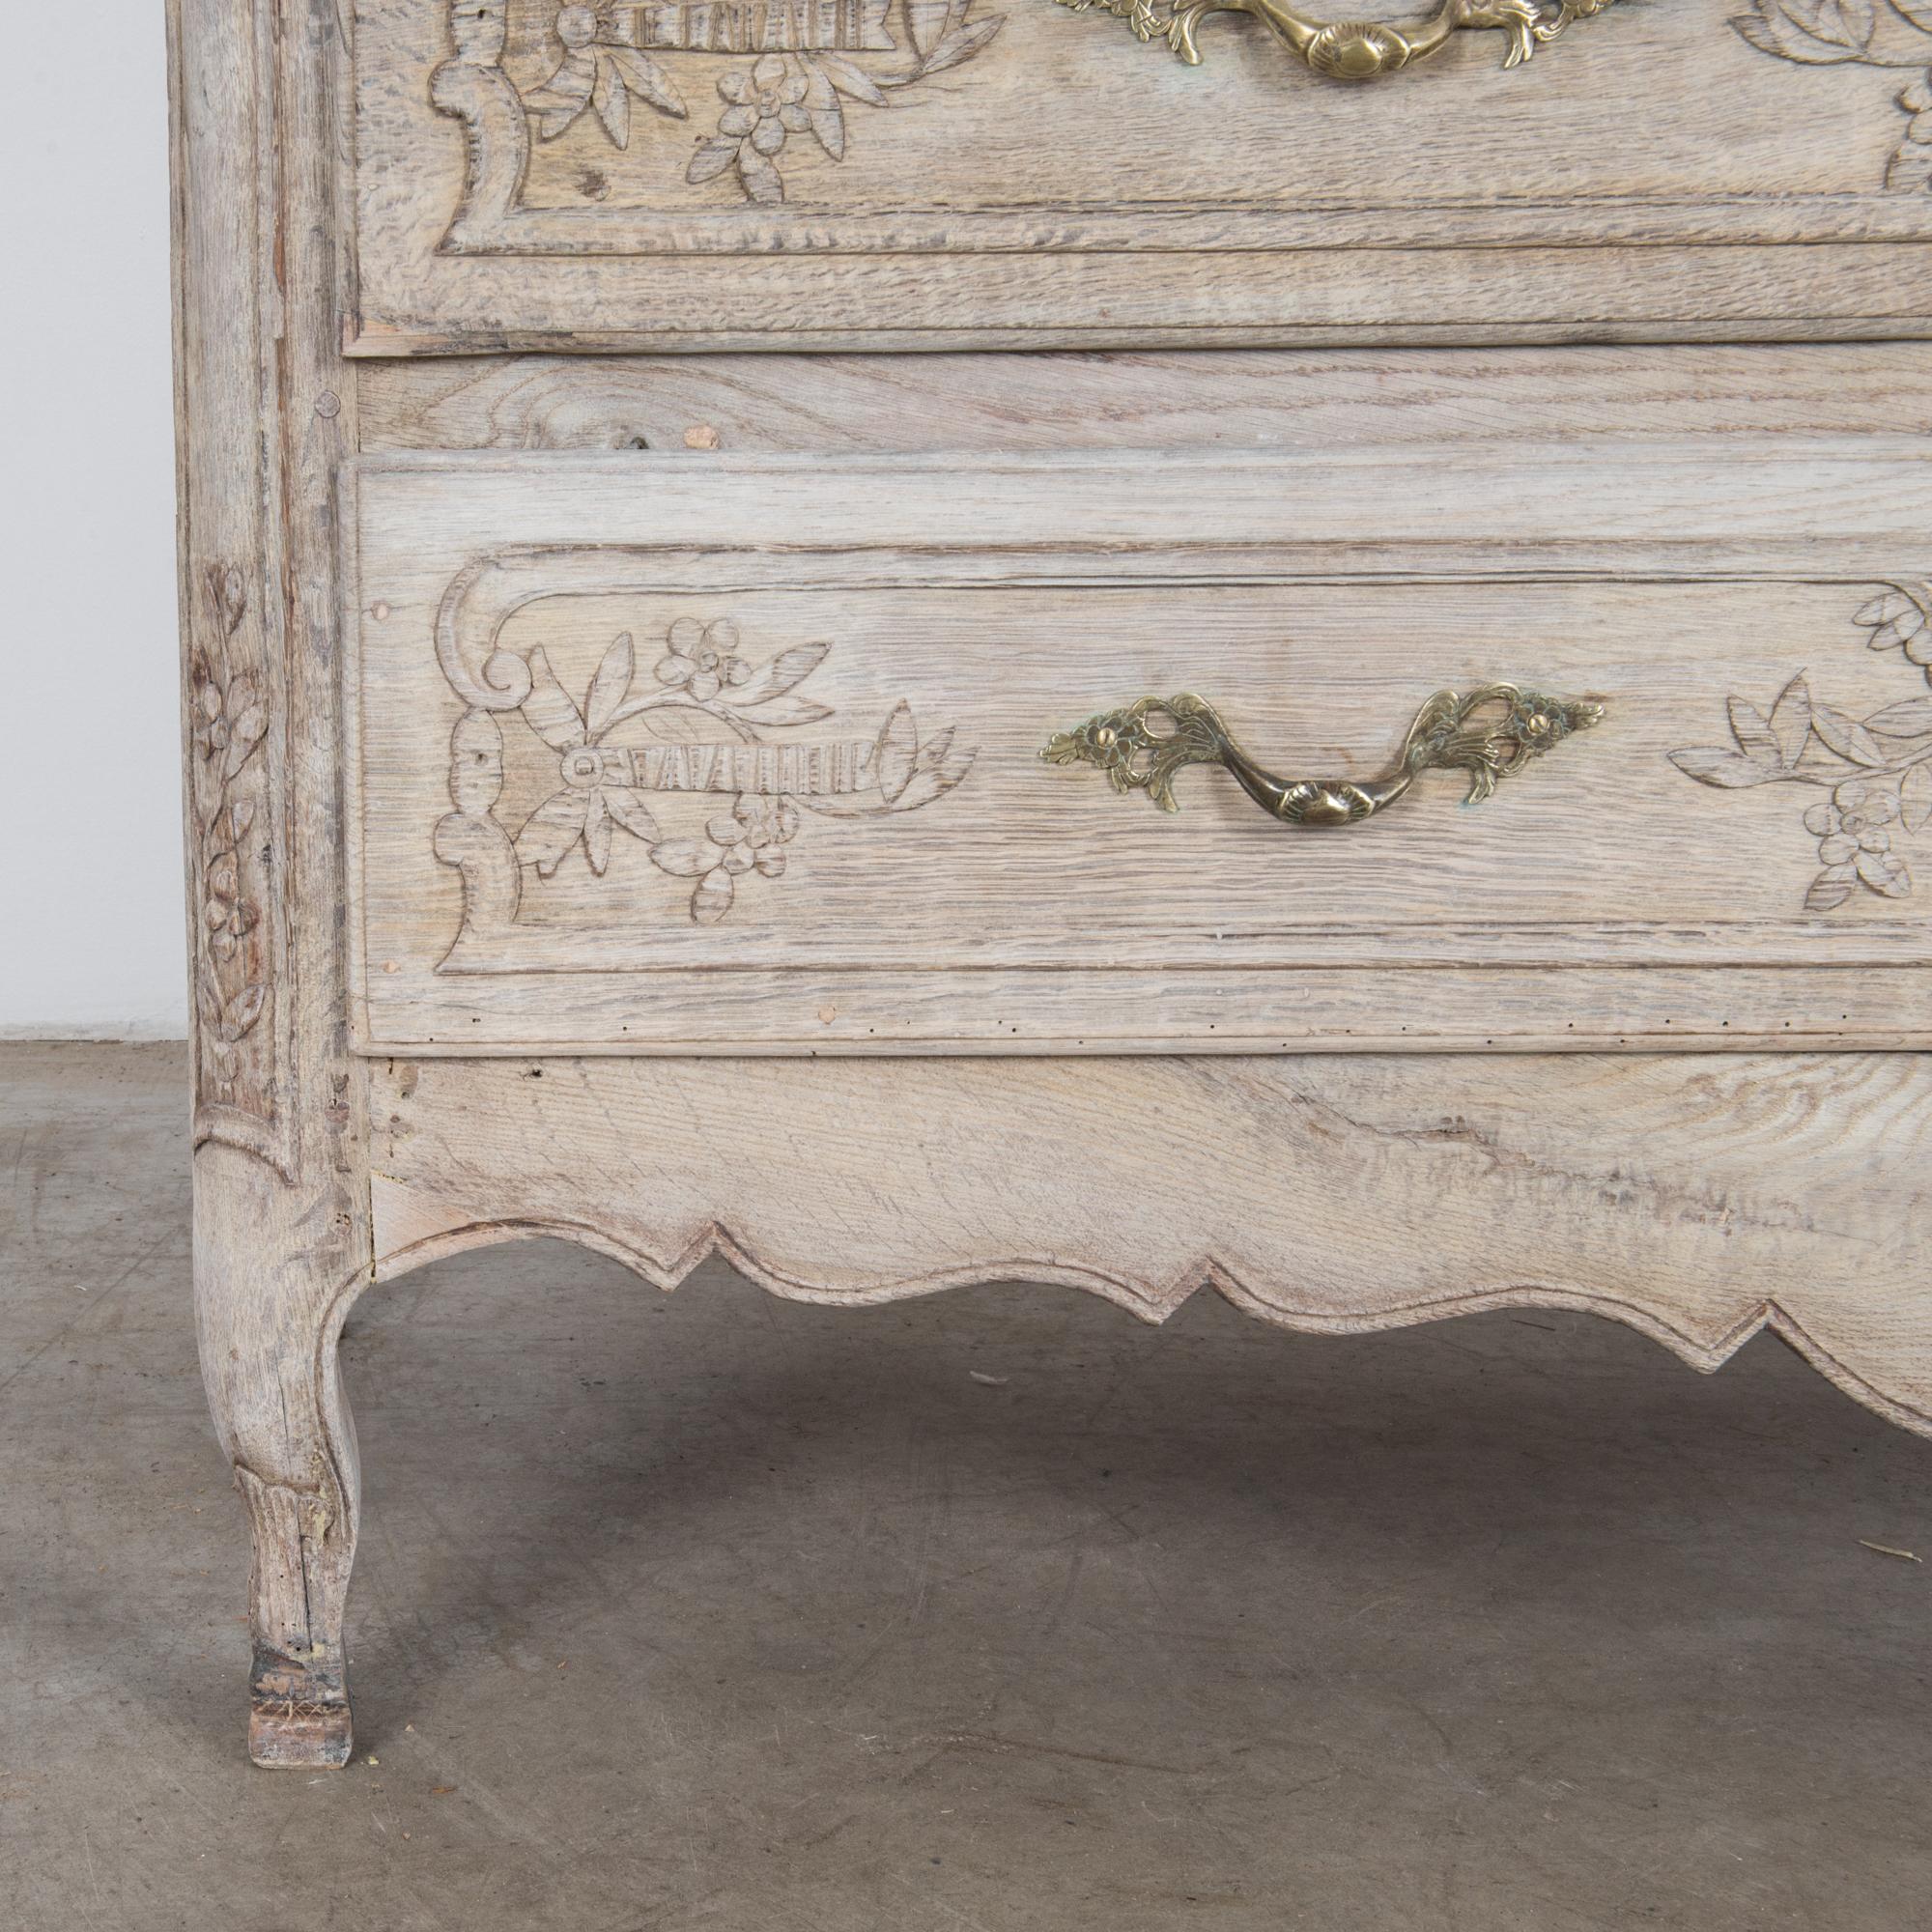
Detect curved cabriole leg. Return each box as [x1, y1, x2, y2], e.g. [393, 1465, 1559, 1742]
[196, 1150, 362, 1768]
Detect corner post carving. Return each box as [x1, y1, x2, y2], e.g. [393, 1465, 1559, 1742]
[173, 0, 372, 1765]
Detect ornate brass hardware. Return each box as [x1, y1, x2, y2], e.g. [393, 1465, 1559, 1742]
[1058, 0, 1617, 77]
[1041, 684, 1603, 823]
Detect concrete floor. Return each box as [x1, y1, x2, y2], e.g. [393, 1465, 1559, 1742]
[4, 1043, 1932, 1930]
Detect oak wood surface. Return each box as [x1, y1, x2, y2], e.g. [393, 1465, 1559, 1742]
[350, 0, 1932, 351]
[356, 344, 1932, 455]
[368, 1051, 1932, 1437]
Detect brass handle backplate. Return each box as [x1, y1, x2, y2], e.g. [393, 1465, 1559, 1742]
[1058, 0, 1618, 78]
[1041, 684, 1603, 824]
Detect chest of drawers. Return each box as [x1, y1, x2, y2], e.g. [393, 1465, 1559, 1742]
[173, 0, 1932, 1765]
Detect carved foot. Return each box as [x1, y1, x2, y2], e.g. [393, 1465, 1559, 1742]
[248, 1641, 353, 1769]
[225, 1439, 359, 1768]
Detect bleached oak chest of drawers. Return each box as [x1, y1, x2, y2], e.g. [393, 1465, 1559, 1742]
[172, 0, 1932, 1765]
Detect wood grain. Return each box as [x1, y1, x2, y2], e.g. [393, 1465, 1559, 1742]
[355, 344, 1932, 456]
[345, 445, 1932, 1053]
[348, 0, 1932, 351]
[367, 1052, 1932, 1439]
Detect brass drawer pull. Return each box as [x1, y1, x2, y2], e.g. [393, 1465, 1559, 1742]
[1060, 0, 1618, 78]
[1042, 684, 1603, 824]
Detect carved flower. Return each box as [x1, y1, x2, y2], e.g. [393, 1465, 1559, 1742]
[521, 5, 686, 147]
[651, 793, 800, 923]
[655, 618, 752, 702]
[1806, 780, 1898, 854]
[708, 794, 799, 877]
[1804, 780, 1909, 903]
[687, 56, 811, 203]
[514, 640, 665, 877]
[719, 57, 810, 156]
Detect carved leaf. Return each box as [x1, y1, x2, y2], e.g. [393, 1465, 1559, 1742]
[916, 724, 956, 774]
[195, 960, 225, 1029]
[223, 698, 269, 781]
[814, 52, 892, 105]
[1805, 864, 1858, 912]
[526, 49, 597, 138]
[607, 45, 688, 119]
[872, 701, 919, 804]
[1666, 747, 1779, 787]
[1768, 673, 1813, 768]
[1858, 580, 1932, 657]
[522, 647, 588, 751]
[1865, 696, 1932, 738]
[687, 136, 741, 185]
[1890, 0, 1932, 31]
[731, 641, 829, 705]
[692, 868, 736, 924]
[1730, 0, 1873, 60]
[904, 0, 952, 56]
[592, 55, 631, 148]
[650, 838, 723, 878]
[889, 750, 977, 811]
[639, 706, 729, 745]
[583, 791, 612, 875]
[736, 693, 836, 727]
[1857, 847, 1912, 896]
[1887, 131, 1932, 194]
[1901, 761, 1932, 832]
[917, 15, 1007, 73]
[1727, 696, 1781, 764]
[602, 785, 663, 845]
[1811, 0, 1876, 42]
[809, 95, 846, 159]
[205, 562, 246, 638]
[222, 981, 268, 1041]
[1811, 702, 1889, 767]
[738, 147, 784, 204]
[795, 59, 847, 158]
[515, 790, 588, 876]
[586, 634, 635, 738]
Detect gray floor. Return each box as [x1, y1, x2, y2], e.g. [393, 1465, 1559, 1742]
[4, 1043, 1931, 1931]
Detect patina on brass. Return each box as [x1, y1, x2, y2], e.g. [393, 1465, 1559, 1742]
[1058, 0, 1617, 77]
[1041, 685, 1604, 823]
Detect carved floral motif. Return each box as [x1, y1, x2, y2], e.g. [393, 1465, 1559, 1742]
[510, 0, 1006, 205]
[522, 4, 688, 138]
[1731, 0, 1932, 188]
[1668, 582, 1932, 910]
[436, 610, 975, 950]
[185, 564, 273, 1105]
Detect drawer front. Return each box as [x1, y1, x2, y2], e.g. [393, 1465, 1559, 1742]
[348, 0, 1932, 351]
[345, 445, 1932, 1053]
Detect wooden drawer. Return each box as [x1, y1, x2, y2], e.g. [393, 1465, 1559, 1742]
[345, 441, 1932, 1053]
[349, 0, 1932, 351]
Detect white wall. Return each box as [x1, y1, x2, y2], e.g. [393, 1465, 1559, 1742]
[2, 20, 185, 1036]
